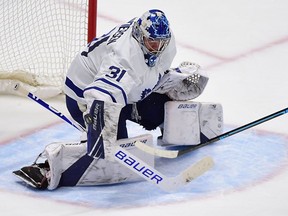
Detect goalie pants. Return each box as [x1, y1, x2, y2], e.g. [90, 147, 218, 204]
[65, 92, 172, 139]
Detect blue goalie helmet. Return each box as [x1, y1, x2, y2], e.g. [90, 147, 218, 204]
[132, 9, 171, 67]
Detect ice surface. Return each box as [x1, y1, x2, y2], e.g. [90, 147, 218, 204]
[1, 0, 288, 215]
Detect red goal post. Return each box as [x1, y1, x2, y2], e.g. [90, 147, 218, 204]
[0, 0, 97, 98]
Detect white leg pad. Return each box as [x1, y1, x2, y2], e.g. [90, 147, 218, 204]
[41, 134, 154, 190]
[42, 141, 86, 190]
[162, 101, 223, 146]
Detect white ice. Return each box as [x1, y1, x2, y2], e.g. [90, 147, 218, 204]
[1, 0, 288, 215]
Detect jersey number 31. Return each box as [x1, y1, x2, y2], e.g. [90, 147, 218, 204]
[105, 66, 127, 82]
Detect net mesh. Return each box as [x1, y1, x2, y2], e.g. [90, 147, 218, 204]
[0, 0, 89, 96]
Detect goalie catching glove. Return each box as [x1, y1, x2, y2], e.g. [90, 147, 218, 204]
[154, 61, 209, 101]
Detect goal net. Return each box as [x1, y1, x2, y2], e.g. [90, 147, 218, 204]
[0, 0, 96, 98]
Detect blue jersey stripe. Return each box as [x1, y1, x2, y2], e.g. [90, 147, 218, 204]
[84, 86, 117, 103]
[65, 77, 84, 98]
[96, 78, 128, 105]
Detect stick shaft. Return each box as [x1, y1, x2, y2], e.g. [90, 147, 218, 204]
[14, 84, 85, 132]
[178, 107, 288, 156]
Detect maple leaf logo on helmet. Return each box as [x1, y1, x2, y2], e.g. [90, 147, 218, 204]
[132, 9, 171, 67]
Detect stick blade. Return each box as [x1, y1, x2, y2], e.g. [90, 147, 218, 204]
[164, 156, 214, 192]
[135, 141, 179, 158]
[181, 156, 214, 183]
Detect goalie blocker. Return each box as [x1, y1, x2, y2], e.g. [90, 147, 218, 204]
[159, 101, 223, 146]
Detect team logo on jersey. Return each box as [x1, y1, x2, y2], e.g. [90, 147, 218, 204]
[141, 74, 162, 100]
[141, 88, 151, 100]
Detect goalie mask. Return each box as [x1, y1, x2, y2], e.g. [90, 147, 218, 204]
[132, 9, 171, 67]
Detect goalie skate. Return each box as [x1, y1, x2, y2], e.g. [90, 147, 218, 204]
[13, 162, 49, 189]
[13, 170, 39, 189]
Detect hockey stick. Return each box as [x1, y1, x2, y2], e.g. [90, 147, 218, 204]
[14, 83, 86, 132]
[135, 107, 288, 158]
[114, 146, 214, 192]
[14, 83, 214, 192]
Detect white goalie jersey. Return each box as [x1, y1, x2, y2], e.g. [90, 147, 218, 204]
[64, 18, 176, 108]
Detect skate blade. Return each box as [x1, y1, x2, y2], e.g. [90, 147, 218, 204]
[13, 170, 38, 189]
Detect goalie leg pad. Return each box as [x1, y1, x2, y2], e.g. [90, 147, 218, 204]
[161, 101, 223, 146]
[42, 141, 87, 190]
[199, 102, 224, 142]
[17, 134, 154, 190]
